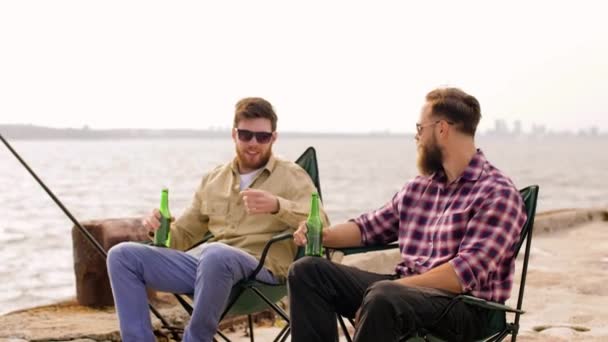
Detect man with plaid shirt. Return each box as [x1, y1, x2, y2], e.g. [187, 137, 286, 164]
[289, 88, 527, 342]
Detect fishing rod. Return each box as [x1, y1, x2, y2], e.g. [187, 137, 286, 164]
[0, 132, 178, 337]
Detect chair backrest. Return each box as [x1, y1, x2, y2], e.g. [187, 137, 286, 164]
[294, 147, 322, 260]
[515, 185, 539, 257]
[480, 185, 539, 340]
[295, 146, 322, 201]
[512, 185, 540, 328]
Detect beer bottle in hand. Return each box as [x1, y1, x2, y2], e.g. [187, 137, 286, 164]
[305, 192, 323, 257]
[154, 188, 172, 247]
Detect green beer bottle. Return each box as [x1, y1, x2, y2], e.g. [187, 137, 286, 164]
[154, 188, 172, 247]
[305, 192, 323, 257]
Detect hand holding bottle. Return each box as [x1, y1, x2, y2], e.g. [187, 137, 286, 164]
[304, 192, 323, 256]
[294, 220, 330, 246]
[142, 188, 174, 247]
[142, 208, 174, 236]
[293, 221, 309, 246]
[293, 193, 325, 250]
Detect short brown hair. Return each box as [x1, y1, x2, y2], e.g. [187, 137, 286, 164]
[233, 97, 278, 131]
[425, 88, 481, 136]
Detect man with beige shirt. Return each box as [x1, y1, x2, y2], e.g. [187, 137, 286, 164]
[107, 97, 328, 342]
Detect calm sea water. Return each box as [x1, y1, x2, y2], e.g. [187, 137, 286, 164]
[1, 137, 607, 315]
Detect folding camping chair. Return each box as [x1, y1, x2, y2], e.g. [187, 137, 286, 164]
[333, 185, 539, 342]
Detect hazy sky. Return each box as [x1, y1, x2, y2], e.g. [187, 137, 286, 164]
[1, 1, 606, 134]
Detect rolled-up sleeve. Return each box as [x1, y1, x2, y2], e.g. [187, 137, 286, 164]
[450, 187, 526, 293]
[353, 187, 404, 245]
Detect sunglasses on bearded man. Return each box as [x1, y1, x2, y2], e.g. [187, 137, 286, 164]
[234, 128, 274, 144]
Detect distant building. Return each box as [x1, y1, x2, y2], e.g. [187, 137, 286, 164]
[531, 124, 547, 136]
[590, 126, 599, 137]
[513, 120, 522, 136]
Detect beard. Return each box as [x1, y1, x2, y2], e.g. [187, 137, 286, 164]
[235, 144, 273, 172]
[417, 135, 444, 176]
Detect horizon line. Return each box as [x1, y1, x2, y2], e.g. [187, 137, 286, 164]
[1, 123, 607, 136]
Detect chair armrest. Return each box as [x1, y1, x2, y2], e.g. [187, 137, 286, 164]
[140, 231, 214, 250]
[248, 230, 294, 280]
[429, 294, 524, 330]
[332, 243, 399, 256]
[456, 295, 525, 314]
[185, 232, 214, 252]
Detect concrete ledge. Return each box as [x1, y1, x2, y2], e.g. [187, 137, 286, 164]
[534, 208, 608, 234]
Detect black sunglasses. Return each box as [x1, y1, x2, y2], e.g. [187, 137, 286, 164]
[235, 128, 274, 144]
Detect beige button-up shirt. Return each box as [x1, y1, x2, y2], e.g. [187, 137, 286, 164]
[169, 154, 329, 280]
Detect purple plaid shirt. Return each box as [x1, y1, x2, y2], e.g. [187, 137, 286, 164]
[354, 150, 527, 303]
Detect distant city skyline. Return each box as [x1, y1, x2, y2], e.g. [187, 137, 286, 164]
[2, 119, 608, 135]
[2, 121, 606, 140]
[1, 1, 607, 134]
[484, 119, 605, 137]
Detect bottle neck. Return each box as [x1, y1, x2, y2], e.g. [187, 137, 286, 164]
[160, 189, 170, 216]
[308, 193, 320, 220]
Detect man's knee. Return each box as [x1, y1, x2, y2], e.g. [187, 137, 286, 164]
[198, 242, 233, 260]
[365, 280, 395, 300]
[107, 241, 143, 271]
[362, 280, 405, 310]
[362, 281, 430, 319]
[197, 242, 243, 274]
[288, 256, 332, 286]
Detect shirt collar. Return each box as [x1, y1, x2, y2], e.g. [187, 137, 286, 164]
[461, 149, 485, 182]
[231, 154, 277, 175]
[430, 149, 485, 183]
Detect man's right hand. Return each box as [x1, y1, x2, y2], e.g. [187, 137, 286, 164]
[143, 208, 162, 237]
[294, 221, 363, 249]
[142, 209, 175, 237]
[294, 221, 329, 246]
[293, 221, 309, 246]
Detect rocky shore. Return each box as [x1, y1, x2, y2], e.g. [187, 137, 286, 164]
[1, 208, 607, 342]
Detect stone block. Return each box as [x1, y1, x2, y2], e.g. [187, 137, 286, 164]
[72, 218, 150, 307]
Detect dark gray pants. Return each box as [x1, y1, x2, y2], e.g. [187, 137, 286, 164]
[288, 257, 490, 342]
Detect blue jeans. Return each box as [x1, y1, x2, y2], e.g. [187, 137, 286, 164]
[107, 241, 279, 342]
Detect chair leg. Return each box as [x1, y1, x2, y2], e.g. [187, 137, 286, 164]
[485, 328, 510, 342]
[174, 293, 194, 315]
[216, 329, 231, 342]
[248, 314, 254, 342]
[250, 286, 291, 322]
[248, 287, 293, 342]
[273, 324, 290, 342]
[280, 327, 291, 342]
[501, 329, 512, 342]
[337, 315, 353, 342]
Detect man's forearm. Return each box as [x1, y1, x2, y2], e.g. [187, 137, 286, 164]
[323, 222, 363, 248]
[393, 262, 463, 294]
